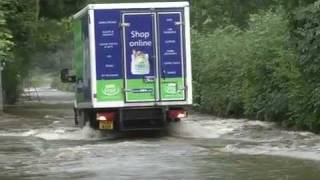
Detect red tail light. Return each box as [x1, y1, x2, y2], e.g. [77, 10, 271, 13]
[96, 112, 116, 121]
[168, 110, 188, 120]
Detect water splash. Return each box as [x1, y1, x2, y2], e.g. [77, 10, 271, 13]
[170, 113, 320, 161]
[224, 143, 320, 161]
[0, 123, 104, 141]
[169, 114, 248, 139]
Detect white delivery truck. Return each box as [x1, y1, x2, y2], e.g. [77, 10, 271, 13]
[61, 1, 192, 131]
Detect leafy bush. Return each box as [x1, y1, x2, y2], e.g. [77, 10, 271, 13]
[192, 9, 308, 127]
[288, 1, 320, 131]
[192, 26, 246, 117]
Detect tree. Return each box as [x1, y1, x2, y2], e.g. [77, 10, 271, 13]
[191, 0, 278, 31]
[1, 0, 86, 104]
[0, 0, 14, 61]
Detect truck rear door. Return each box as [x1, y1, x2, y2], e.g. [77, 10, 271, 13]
[158, 12, 186, 101]
[122, 10, 186, 103]
[122, 13, 159, 103]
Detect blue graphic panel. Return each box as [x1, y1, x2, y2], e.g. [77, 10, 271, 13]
[124, 14, 155, 79]
[159, 13, 183, 78]
[94, 10, 122, 80]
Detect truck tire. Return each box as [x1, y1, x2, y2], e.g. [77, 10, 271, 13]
[78, 109, 86, 128]
[74, 107, 79, 126]
[88, 110, 99, 129]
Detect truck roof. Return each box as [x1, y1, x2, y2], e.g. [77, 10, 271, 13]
[73, 1, 190, 19]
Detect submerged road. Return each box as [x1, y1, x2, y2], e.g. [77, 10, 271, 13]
[0, 87, 320, 180]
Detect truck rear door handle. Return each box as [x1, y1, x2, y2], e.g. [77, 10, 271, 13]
[144, 76, 155, 83]
[175, 21, 183, 26]
[120, 22, 130, 27]
[162, 69, 166, 80]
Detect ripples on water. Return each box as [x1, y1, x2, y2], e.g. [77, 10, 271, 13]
[1, 113, 320, 161]
[1, 105, 320, 179]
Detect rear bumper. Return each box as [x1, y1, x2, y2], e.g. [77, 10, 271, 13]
[119, 107, 166, 131]
[93, 106, 188, 131]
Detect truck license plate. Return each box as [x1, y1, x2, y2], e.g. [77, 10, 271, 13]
[99, 121, 113, 130]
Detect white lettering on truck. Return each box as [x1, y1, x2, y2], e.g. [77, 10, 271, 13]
[129, 31, 152, 47]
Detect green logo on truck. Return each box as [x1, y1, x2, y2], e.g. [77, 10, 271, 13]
[97, 80, 123, 102]
[103, 84, 120, 96]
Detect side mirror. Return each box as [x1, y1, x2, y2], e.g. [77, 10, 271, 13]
[60, 68, 76, 83]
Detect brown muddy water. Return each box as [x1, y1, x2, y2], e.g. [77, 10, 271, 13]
[0, 87, 320, 180]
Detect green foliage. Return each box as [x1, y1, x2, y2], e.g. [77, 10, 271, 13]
[39, 0, 86, 19]
[1, 0, 84, 104]
[242, 11, 298, 121]
[287, 0, 320, 131]
[191, 0, 279, 31]
[2, 0, 40, 104]
[280, 0, 318, 11]
[193, 2, 320, 132]
[0, 0, 14, 60]
[192, 27, 246, 116]
[193, 10, 301, 122]
[35, 18, 69, 49]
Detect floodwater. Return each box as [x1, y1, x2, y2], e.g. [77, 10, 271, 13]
[0, 87, 320, 180]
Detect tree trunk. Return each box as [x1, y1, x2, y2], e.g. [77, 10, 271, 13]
[35, 0, 40, 22]
[0, 66, 3, 113]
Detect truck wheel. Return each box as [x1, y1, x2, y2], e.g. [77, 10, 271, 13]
[78, 110, 87, 128]
[88, 110, 99, 129]
[74, 107, 79, 126]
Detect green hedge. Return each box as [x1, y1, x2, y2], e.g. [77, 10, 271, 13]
[192, 9, 320, 132]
